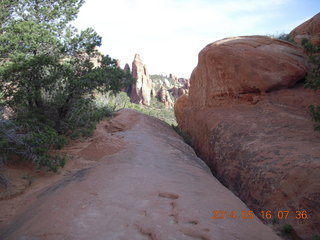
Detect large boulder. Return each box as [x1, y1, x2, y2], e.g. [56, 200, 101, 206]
[186, 36, 310, 109]
[130, 54, 153, 105]
[290, 13, 320, 45]
[175, 36, 320, 239]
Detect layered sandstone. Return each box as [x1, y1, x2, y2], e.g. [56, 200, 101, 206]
[0, 110, 280, 240]
[290, 13, 320, 45]
[175, 36, 320, 239]
[130, 54, 153, 105]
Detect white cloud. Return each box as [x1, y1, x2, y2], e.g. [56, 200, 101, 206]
[73, 0, 303, 78]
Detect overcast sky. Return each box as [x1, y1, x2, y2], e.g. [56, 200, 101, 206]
[73, 0, 320, 78]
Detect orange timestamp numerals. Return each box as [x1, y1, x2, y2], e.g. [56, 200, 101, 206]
[211, 210, 309, 220]
[260, 210, 309, 220]
[211, 210, 255, 220]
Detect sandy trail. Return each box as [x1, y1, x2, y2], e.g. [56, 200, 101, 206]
[0, 109, 280, 240]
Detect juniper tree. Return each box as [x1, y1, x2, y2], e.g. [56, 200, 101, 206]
[0, 0, 133, 171]
[0, 0, 132, 128]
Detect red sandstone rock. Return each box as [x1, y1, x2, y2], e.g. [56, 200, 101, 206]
[186, 36, 309, 108]
[175, 36, 320, 239]
[157, 86, 174, 108]
[0, 110, 280, 240]
[130, 54, 153, 105]
[169, 86, 179, 99]
[169, 81, 190, 101]
[290, 13, 320, 45]
[169, 86, 189, 100]
[178, 78, 189, 85]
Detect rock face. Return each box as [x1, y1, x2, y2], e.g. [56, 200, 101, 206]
[185, 36, 310, 109]
[157, 86, 174, 108]
[130, 54, 153, 105]
[175, 36, 320, 239]
[0, 109, 280, 240]
[290, 13, 320, 45]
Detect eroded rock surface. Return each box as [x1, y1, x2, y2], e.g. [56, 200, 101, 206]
[170, 81, 190, 100]
[0, 110, 280, 240]
[157, 86, 174, 108]
[175, 36, 320, 239]
[290, 13, 320, 45]
[131, 54, 153, 105]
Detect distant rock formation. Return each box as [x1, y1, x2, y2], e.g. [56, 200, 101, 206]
[175, 36, 320, 239]
[169, 80, 190, 100]
[169, 73, 178, 82]
[290, 12, 320, 45]
[130, 54, 153, 105]
[124, 63, 130, 73]
[169, 87, 179, 99]
[116, 59, 122, 68]
[156, 86, 174, 108]
[178, 78, 189, 85]
[121, 55, 188, 107]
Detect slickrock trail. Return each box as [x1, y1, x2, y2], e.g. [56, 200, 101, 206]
[0, 109, 280, 240]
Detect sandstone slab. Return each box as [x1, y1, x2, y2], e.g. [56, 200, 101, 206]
[0, 110, 280, 240]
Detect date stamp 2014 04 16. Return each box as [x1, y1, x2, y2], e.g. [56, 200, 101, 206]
[211, 210, 309, 220]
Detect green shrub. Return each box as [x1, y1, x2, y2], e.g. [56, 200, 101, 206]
[0, 118, 67, 172]
[302, 38, 320, 54]
[282, 224, 293, 234]
[309, 105, 320, 130]
[313, 235, 320, 240]
[301, 39, 320, 131]
[0, 0, 133, 172]
[61, 98, 113, 137]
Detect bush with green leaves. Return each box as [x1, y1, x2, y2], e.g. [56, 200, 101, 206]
[301, 39, 320, 130]
[103, 92, 177, 125]
[0, 115, 67, 172]
[0, 0, 133, 171]
[282, 224, 293, 234]
[313, 235, 320, 240]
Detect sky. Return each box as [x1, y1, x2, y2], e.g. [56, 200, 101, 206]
[73, 0, 320, 78]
